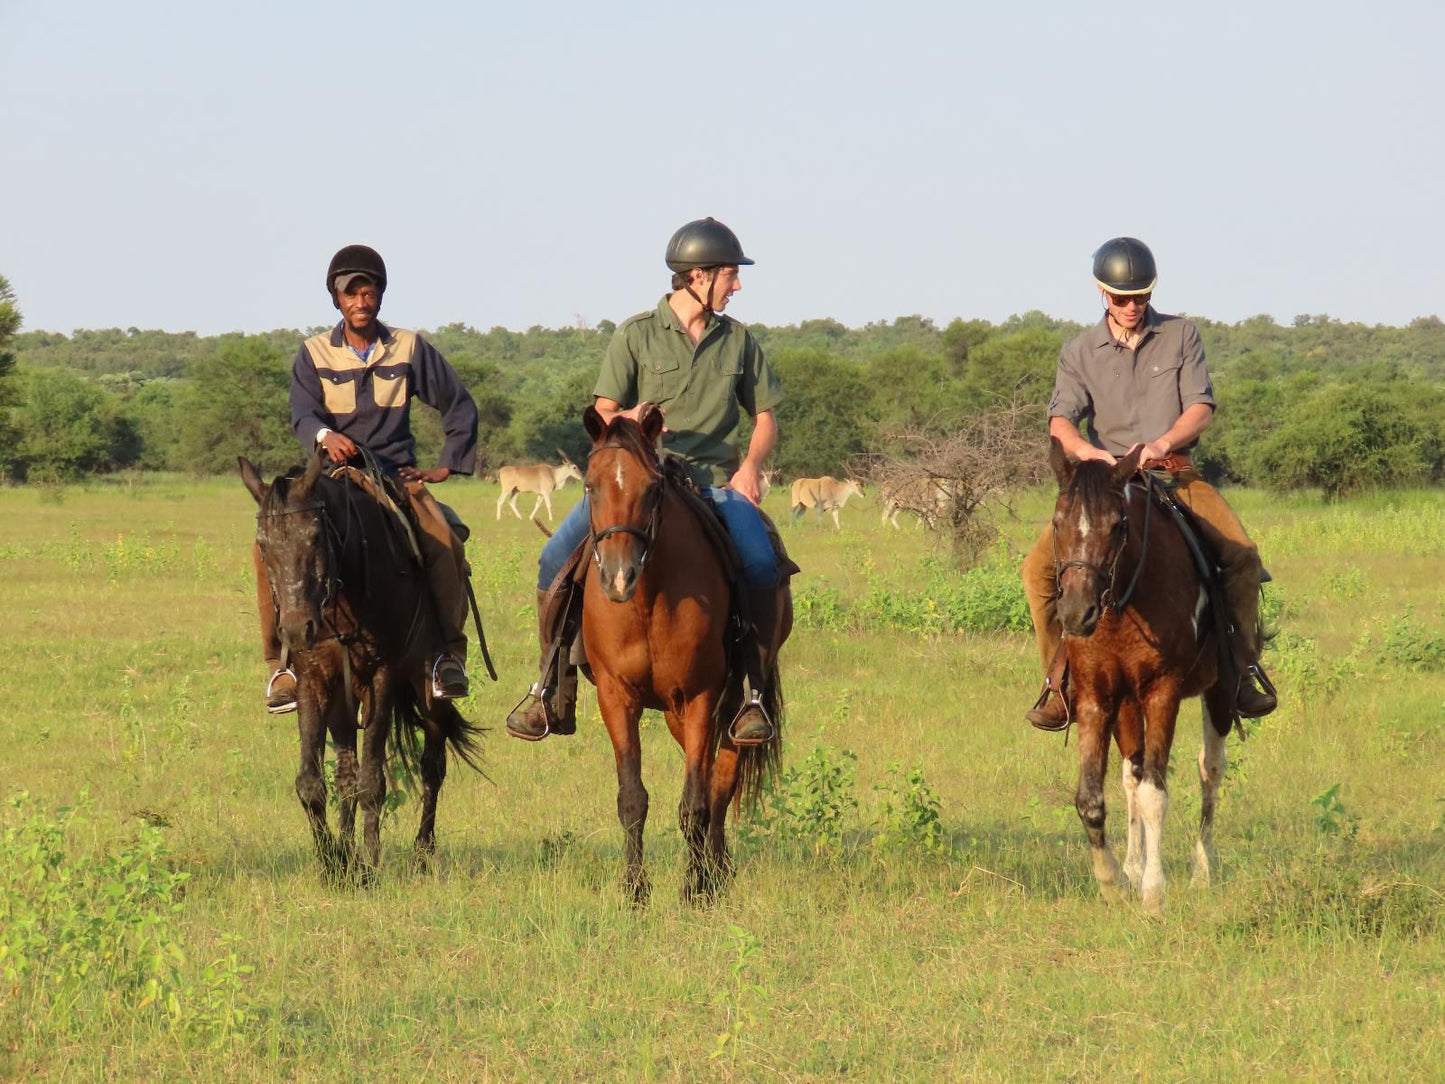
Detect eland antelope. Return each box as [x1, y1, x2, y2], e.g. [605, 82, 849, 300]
[789, 476, 865, 529]
[496, 454, 583, 521]
[881, 476, 957, 529]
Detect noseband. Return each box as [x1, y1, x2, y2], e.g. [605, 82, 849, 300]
[1053, 473, 1154, 613]
[587, 442, 666, 569]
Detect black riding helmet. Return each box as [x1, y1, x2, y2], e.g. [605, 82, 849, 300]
[665, 218, 755, 273]
[1092, 237, 1156, 295]
[326, 244, 388, 308]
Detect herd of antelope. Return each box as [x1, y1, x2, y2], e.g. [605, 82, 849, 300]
[489, 456, 947, 531]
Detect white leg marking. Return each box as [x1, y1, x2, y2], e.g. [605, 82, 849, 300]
[1136, 779, 1169, 913]
[1121, 759, 1143, 891]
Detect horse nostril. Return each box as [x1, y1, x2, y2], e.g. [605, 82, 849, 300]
[1081, 606, 1098, 630]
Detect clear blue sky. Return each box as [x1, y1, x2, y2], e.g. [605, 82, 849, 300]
[4, 0, 1441, 336]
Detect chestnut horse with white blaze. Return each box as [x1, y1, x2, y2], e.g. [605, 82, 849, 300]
[582, 404, 786, 904]
[1047, 438, 1235, 913]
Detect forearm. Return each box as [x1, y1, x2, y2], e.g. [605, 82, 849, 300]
[743, 410, 777, 468]
[1048, 415, 1095, 458]
[1153, 403, 1214, 455]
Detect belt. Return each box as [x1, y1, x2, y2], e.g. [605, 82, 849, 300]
[1142, 451, 1193, 474]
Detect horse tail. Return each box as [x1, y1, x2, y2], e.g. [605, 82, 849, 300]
[388, 683, 486, 777]
[734, 660, 784, 812]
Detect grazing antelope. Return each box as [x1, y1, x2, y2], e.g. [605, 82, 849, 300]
[496, 454, 583, 521]
[881, 476, 957, 529]
[789, 476, 865, 529]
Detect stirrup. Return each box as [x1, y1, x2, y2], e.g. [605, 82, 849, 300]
[727, 692, 775, 747]
[430, 654, 469, 700]
[506, 682, 552, 741]
[265, 668, 298, 715]
[1026, 678, 1071, 734]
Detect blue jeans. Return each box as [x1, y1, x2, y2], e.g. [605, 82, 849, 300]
[537, 487, 777, 590]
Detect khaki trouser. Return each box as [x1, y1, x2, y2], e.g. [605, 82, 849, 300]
[1020, 471, 1263, 672]
[255, 481, 470, 672]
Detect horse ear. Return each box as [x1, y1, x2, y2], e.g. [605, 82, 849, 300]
[1111, 446, 1144, 486]
[294, 445, 327, 501]
[583, 404, 607, 443]
[638, 403, 664, 444]
[1048, 437, 1075, 487]
[238, 457, 268, 505]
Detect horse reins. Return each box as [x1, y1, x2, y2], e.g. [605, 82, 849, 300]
[1053, 470, 1155, 614]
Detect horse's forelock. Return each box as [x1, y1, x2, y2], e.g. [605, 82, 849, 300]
[592, 416, 661, 473]
[1068, 460, 1119, 508]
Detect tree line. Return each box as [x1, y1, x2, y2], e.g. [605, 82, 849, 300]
[4, 285, 1444, 497]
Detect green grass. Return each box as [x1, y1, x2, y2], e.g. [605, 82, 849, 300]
[2, 476, 1443, 1080]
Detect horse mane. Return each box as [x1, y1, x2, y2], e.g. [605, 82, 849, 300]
[595, 416, 662, 473]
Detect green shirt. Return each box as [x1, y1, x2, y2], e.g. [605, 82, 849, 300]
[594, 296, 783, 486]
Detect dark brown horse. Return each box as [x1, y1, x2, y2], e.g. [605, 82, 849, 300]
[582, 405, 787, 904]
[1048, 438, 1232, 913]
[240, 451, 481, 879]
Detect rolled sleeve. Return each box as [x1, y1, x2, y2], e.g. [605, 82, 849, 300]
[737, 335, 783, 417]
[290, 344, 331, 450]
[594, 329, 639, 406]
[1047, 345, 1092, 424]
[1177, 322, 1216, 410]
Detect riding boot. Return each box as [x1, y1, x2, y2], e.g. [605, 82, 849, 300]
[254, 543, 297, 714]
[1026, 642, 1071, 732]
[506, 590, 578, 741]
[728, 583, 781, 746]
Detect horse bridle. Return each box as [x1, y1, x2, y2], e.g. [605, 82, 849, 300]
[586, 443, 666, 569]
[1053, 472, 1154, 614]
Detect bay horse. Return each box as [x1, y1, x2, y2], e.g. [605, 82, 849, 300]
[240, 450, 481, 880]
[582, 404, 786, 904]
[1047, 438, 1233, 913]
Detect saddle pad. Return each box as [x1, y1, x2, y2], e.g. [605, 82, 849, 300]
[329, 465, 423, 566]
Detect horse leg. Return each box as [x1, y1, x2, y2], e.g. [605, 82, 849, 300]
[599, 684, 649, 905]
[1192, 683, 1231, 888]
[357, 681, 391, 880]
[706, 738, 742, 892]
[295, 697, 341, 879]
[1073, 698, 1126, 904]
[1114, 697, 1145, 893]
[332, 720, 359, 877]
[1137, 683, 1183, 914]
[673, 701, 718, 904]
[414, 728, 447, 872]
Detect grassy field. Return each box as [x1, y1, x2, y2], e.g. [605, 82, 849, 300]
[2, 474, 1443, 1081]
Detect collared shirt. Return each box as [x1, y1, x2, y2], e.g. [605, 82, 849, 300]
[1047, 309, 1216, 456]
[594, 296, 783, 487]
[290, 321, 479, 474]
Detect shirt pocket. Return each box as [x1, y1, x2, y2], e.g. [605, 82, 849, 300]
[371, 368, 409, 409]
[639, 354, 683, 401]
[319, 371, 357, 416]
[1145, 357, 1184, 413]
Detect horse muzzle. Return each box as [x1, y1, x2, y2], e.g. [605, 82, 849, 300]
[278, 612, 323, 651]
[1058, 591, 1102, 638]
[597, 555, 640, 603]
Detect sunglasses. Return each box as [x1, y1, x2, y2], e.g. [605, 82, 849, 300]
[1107, 292, 1151, 308]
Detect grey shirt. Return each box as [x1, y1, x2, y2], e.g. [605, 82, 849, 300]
[1047, 309, 1216, 456]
